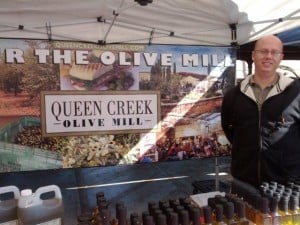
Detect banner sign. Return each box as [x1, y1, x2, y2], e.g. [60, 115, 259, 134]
[41, 90, 160, 136]
[0, 38, 236, 172]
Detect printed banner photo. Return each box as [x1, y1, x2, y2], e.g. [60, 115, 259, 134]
[0, 39, 236, 172]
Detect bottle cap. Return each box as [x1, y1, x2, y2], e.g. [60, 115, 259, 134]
[293, 184, 300, 192]
[270, 181, 278, 187]
[21, 189, 32, 196]
[207, 197, 216, 209]
[96, 191, 105, 199]
[261, 182, 269, 188]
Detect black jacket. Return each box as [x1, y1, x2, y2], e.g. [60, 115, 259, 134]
[221, 74, 300, 187]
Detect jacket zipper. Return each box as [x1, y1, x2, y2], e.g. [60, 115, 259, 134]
[257, 102, 262, 184]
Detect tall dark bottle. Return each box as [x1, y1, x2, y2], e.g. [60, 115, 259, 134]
[190, 206, 201, 225]
[94, 200, 109, 224]
[214, 204, 226, 225]
[156, 214, 167, 225]
[224, 202, 238, 225]
[167, 212, 178, 225]
[116, 202, 128, 225]
[178, 209, 190, 225]
[130, 212, 141, 225]
[143, 215, 155, 225]
[203, 206, 213, 225]
[99, 208, 111, 225]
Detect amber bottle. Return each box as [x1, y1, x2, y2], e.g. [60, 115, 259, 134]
[255, 197, 272, 225]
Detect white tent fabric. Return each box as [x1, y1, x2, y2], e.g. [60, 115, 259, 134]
[0, 0, 300, 46]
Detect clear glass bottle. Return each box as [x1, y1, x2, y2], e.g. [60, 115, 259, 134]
[278, 195, 293, 225]
[269, 195, 281, 225]
[288, 194, 300, 225]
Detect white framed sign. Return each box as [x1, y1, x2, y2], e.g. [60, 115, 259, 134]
[41, 90, 161, 137]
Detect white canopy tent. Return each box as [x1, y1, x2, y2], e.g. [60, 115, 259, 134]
[0, 0, 300, 46]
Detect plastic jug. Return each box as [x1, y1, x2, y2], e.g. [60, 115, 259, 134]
[18, 185, 64, 225]
[0, 185, 20, 225]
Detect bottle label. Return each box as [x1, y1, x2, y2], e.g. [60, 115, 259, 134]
[0, 220, 18, 225]
[37, 218, 62, 225]
[239, 220, 250, 225]
[24, 199, 35, 208]
[272, 215, 281, 225]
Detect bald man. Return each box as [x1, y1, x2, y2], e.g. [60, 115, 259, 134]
[221, 35, 300, 187]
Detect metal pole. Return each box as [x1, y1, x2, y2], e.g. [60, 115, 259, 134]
[215, 157, 219, 191]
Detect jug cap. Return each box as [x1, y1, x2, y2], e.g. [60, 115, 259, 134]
[21, 189, 33, 196]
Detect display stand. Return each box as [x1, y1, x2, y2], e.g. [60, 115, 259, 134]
[192, 157, 231, 194]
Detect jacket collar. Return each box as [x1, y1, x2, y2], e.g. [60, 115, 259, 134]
[240, 73, 295, 101]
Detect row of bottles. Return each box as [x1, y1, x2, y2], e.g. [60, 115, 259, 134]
[77, 191, 203, 225]
[0, 185, 64, 225]
[260, 181, 300, 225]
[231, 180, 300, 225]
[77, 180, 300, 225]
[203, 194, 251, 225]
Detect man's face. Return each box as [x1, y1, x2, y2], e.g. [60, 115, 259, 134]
[252, 37, 283, 74]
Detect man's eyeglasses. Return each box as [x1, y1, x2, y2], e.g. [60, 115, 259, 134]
[254, 49, 282, 57]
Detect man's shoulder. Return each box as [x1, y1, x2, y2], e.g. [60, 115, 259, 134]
[223, 83, 240, 98]
[278, 72, 300, 90]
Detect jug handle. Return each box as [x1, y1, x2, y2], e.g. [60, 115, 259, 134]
[35, 185, 62, 199]
[0, 185, 20, 199]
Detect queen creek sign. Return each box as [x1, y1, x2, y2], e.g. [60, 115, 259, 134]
[41, 90, 161, 137]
